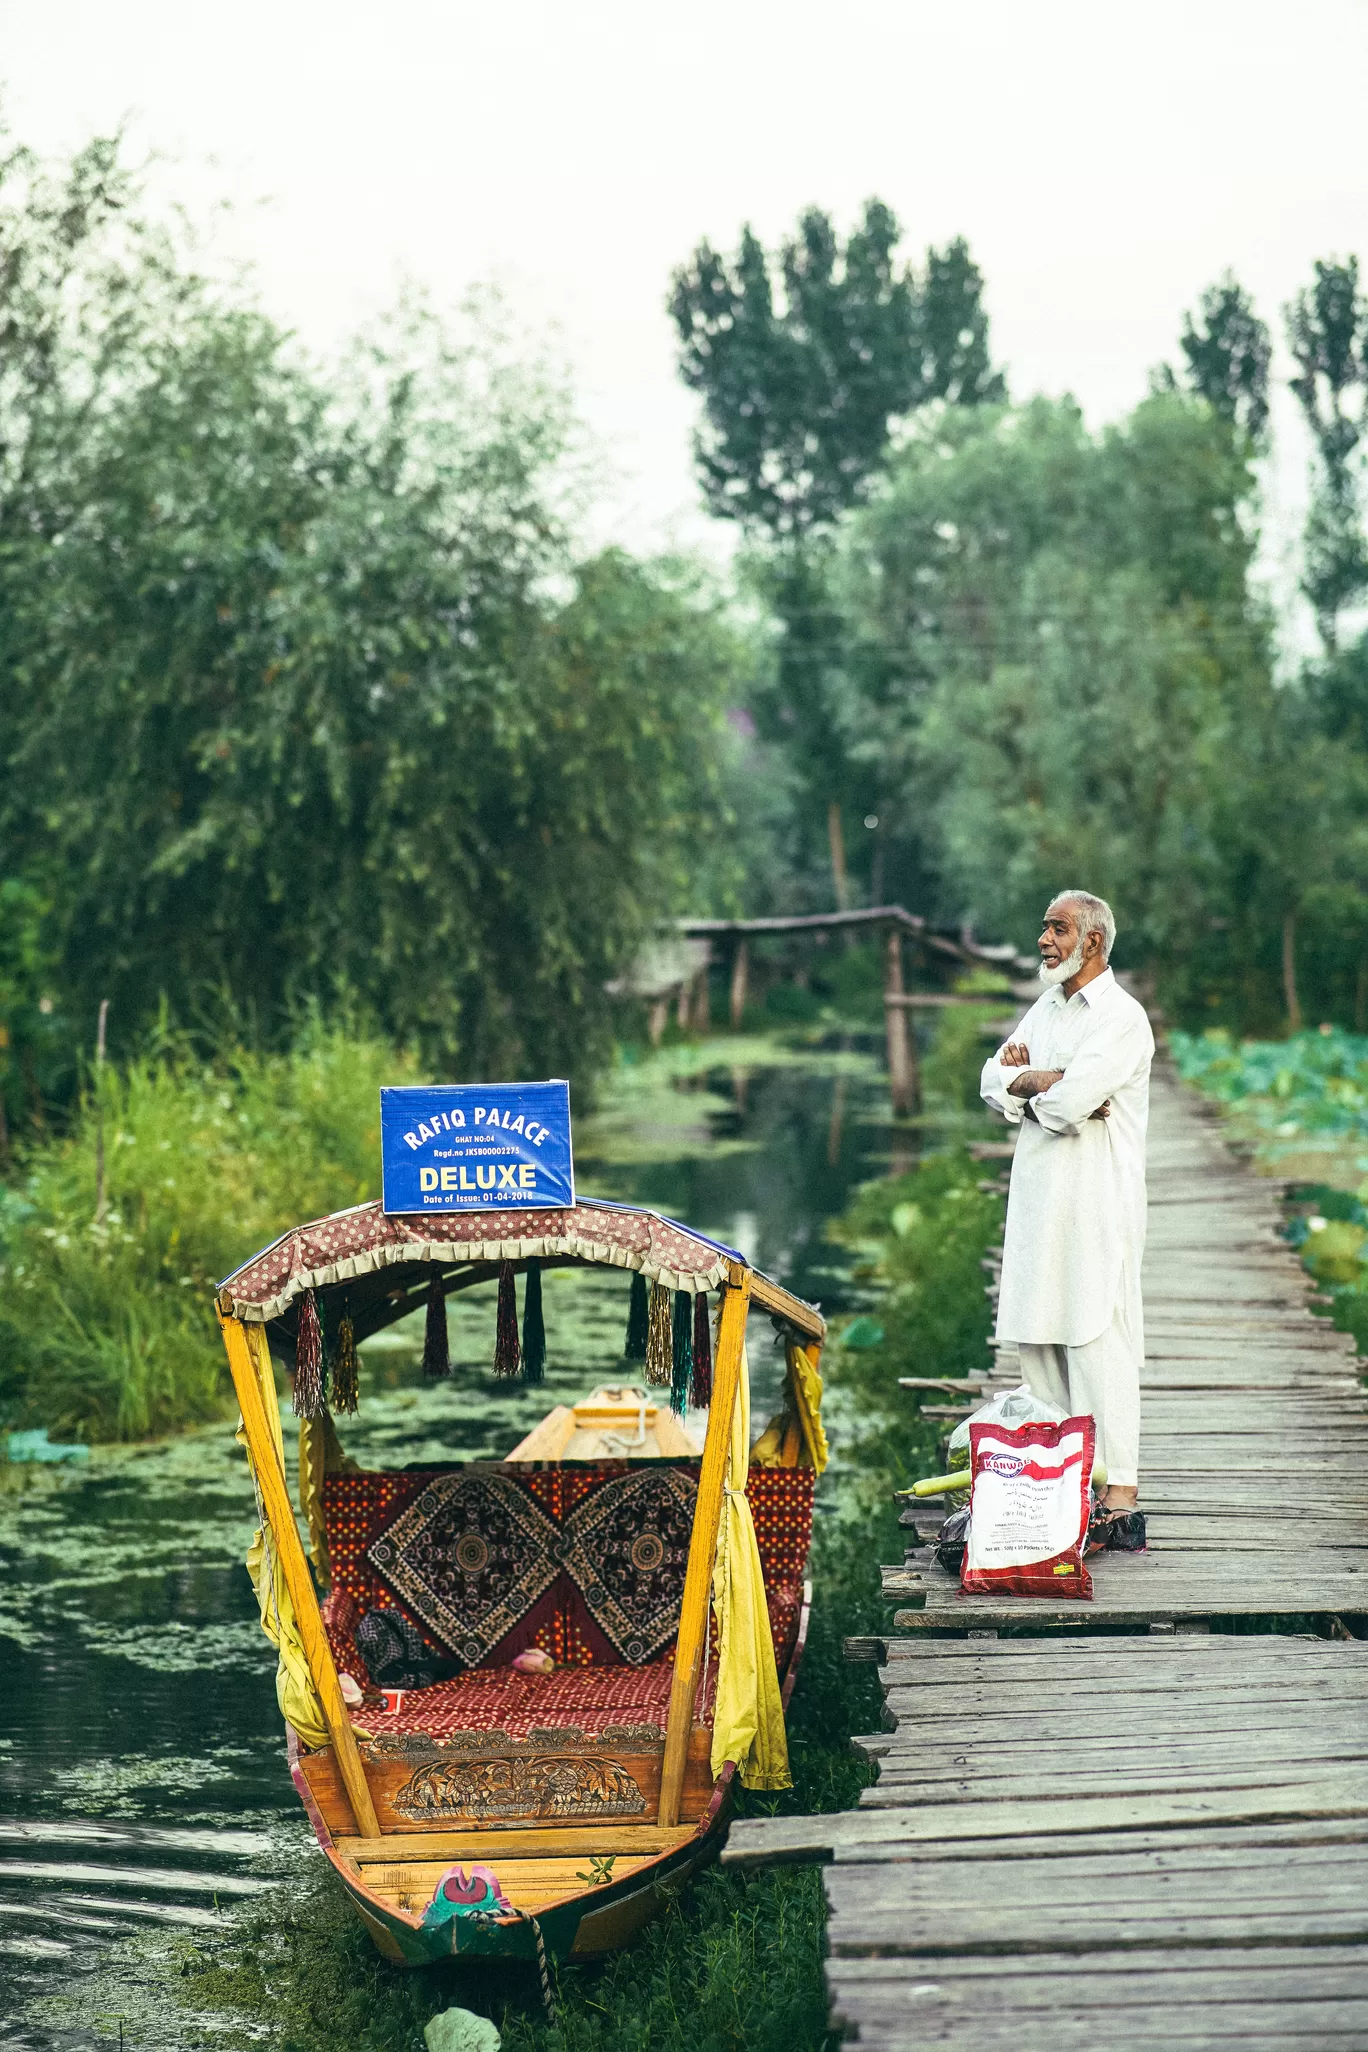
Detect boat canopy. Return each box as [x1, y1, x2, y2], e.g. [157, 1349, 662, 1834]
[216, 1196, 825, 1350]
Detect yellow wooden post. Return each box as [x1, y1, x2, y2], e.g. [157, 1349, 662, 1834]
[219, 1312, 381, 1839]
[658, 1267, 751, 1826]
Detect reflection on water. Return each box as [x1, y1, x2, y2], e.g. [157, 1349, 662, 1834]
[0, 1033, 896, 2047]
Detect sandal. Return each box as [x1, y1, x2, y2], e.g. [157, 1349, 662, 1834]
[1088, 1504, 1147, 1554]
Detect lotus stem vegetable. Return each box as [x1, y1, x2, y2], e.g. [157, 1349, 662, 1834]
[901, 1458, 1108, 1499]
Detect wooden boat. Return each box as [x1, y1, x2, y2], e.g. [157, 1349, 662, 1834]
[215, 1197, 826, 1967]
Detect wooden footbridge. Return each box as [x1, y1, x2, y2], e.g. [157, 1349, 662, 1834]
[725, 1067, 1368, 2048]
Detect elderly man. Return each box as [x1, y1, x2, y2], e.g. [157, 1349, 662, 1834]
[980, 890, 1154, 1546]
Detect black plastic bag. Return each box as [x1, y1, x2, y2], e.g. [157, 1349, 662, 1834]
[356, 1607, 462, 1689]
[935, 1504, 972, 1576]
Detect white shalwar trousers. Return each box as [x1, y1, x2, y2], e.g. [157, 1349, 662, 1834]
[1016, 1295, 1142, 1490]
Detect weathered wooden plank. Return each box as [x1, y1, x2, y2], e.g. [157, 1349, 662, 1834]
[876, 1702, 1368, 1739]
[821, 1816, 1368, 1864]
[861, 1764, 1368, 1808]
[881, 1645, 1368, 1674]
[826, 1873, 1368, 1932]
[827, 2002, 1368, 2051]
[824, 1860, 1368, 1931]
[723, 1778, 1368, 1867]
[826, 1840, 1368, 1896]
[826, 1942, 1368, 1991]
[887, 1583, 1368, 1622]
[872, 1737, 1368, 1772]
[876, 1667, 1359, 1689]
[879, 1684, 1368, 1718]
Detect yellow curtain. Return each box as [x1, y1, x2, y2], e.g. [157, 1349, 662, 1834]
[238, 1327, 329, 1749]
[298, 1411, 359, 1581]
[751, 1340, 829, 1475]
[709, 1343, 791, 1790]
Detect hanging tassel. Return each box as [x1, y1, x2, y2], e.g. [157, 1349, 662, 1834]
[331, 1302, 360, 1414]
[522, 1259, 546, 1384]
[624, 1271, 649, 1361]
[644, 1281, 672, 1387]
[494, 1259, 521, 1377]
[671, 1290, 693, 1416]
[690, 1291, 713, 1409]
[293, 1288, 326, 1419]
[422, 1274, 450, 1380]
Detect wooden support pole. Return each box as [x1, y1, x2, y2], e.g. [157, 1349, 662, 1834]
[692, 957, 712, 1032]
[1282, 911, 1302, 1032]
[219, 1313, 381, 1839]
[884, 926, 920, 1117]
[658, 1267, 751, 1826]
[729, 939, 749, 1030]
[827, 801, 850, 913]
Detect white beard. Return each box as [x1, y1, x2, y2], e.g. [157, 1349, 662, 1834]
[1039, 939, 1085, 987]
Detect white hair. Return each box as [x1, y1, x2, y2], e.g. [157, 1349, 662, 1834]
[1048, 889, 1117, 962]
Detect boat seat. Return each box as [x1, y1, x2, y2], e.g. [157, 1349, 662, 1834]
[345, 1647, 715, 1743]
[320, 1460, 813, 1727]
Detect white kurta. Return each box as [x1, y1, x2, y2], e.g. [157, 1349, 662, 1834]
[980, 968, 1154, 1349]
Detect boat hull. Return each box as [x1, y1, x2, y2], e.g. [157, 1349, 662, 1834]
[325, 1796, 732, 1966]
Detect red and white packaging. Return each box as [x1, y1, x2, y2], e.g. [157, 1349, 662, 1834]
[961, 1414, 1095, 1599]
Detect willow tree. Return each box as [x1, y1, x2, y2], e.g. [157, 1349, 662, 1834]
[0, 132, 742, 1094]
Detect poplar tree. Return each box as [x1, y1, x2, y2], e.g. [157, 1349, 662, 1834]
[1163, 272, 1272, 446]
[669, 203, 1003, 911]
[1286, 257, 1368, 652]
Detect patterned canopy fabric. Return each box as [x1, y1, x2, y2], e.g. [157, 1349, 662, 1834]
[319, 1460, 814, 1697]
[217, 1198, 736, 1324]
[366, 1464, 699, 1668]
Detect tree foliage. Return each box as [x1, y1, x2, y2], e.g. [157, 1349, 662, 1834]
[1286, 256, 1368, 651]
[669, 203, 1003, 540]
[1159, 271, 1271, 446]
[837, 392, 1368, 1027]
[0, 135, 743, 1103]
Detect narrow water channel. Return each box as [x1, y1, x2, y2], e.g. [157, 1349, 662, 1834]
[0, 1033, 899, 2049]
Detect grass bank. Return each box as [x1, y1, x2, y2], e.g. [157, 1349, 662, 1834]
[0, 1023, 415, 1440]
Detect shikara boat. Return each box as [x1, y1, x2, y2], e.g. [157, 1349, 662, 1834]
[214, 1198, 826, 1967]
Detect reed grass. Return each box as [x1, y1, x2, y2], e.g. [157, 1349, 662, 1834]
[0, 1022, 417, 1440]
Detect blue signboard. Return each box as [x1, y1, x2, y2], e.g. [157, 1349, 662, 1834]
[380, 1081, 575, 1215]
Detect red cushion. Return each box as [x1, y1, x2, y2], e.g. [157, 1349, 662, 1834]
[352, 1651, 717, 1743]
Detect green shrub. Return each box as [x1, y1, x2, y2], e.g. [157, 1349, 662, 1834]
[763, 982, 822, 1024]
[829, 1150, 1004, 1482]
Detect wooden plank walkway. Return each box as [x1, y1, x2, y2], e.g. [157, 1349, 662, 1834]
[884, 1067, 1368, 1625]
[725, 1067, 1368, 2048]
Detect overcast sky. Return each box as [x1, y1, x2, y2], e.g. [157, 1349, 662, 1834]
[3, 0, 1366, 611]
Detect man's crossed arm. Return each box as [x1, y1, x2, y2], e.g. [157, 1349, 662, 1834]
[1000, 1042, 1110, 1121]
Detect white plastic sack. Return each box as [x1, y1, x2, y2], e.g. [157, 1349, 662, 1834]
[947, 1383, 1065, 1461]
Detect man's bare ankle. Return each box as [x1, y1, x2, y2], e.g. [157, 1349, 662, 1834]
[1102, 1486, 1139, 1511]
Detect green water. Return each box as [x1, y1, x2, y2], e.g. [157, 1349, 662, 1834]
[0, 1033, 898, 2050]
